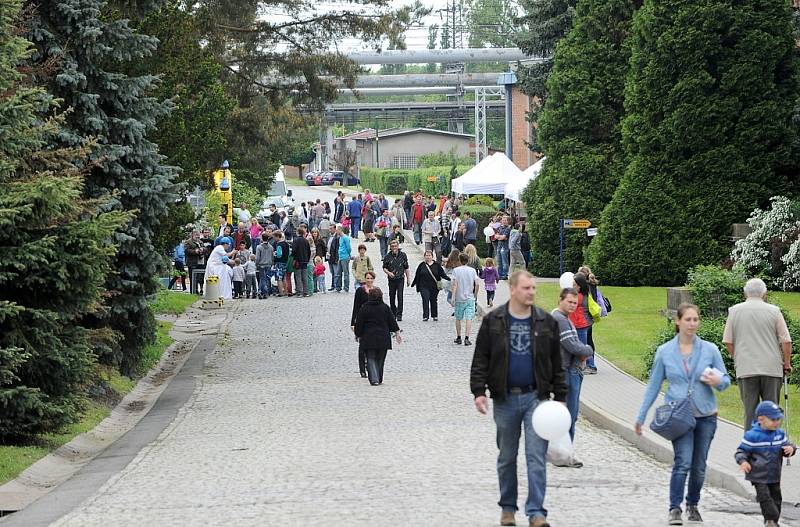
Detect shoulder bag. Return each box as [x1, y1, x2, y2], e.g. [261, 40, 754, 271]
[649, 359, 698, 441]
[425, 263, 443, 290]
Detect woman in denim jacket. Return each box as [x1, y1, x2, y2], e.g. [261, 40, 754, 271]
[635, 303, 731, 526]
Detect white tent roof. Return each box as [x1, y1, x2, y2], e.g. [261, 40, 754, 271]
[451, 152, 523, 195]
[504, 156, 545, 202]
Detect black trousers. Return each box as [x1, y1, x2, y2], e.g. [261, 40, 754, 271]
[754, 482, 782, 521]
[388, 279, 404, 317]
[365, 348, 388, 384]
[358, 346, 368, 376]
[420, 287, 439, 319]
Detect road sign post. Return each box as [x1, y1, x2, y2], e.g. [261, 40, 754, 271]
[559, 219, 592, 276]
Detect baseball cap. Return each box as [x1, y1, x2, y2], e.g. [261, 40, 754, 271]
[756, 401, 784, 420]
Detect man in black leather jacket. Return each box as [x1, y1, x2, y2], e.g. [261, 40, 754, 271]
[470, 270, 566, 527]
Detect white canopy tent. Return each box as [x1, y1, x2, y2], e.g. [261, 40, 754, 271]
[451, 152, 523, 195]
[504, 156, 545, 202]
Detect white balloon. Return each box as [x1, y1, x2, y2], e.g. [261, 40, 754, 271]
[558, 272, 575, 290]
[532, 401, 572, 441]
[483, 226, 495, 236]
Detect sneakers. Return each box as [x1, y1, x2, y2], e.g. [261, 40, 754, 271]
[584, 367, 598, 375]
[500, 511, 516, 526]
[433, 317, 438, 321]
[765, 521, 778, 527]
[454, 336, 462, 345]
[464, 337, 472, 346]
[529, 517, 550, 527]
[686, 505, 702, 522]
[668, 508, 682, 525]
[423, 317, 429, 322]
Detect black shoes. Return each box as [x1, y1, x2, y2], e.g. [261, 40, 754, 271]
[432, 317, 438, 321]
[668, 508, 682, 525]
[454, 336, 462, 345]
[360, 373, 367, 378]
[464, 337, 472, 346]
[396, 315, 402, 322]
[685, 505, 702, 522]
[423, 317, 429, 322]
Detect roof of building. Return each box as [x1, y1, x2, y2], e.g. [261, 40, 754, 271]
[335, 127, 475, 141]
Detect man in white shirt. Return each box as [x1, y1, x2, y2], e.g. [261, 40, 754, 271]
[451, 253, 480, 346]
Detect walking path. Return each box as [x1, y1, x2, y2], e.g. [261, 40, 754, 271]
[0, 227, 775, 526]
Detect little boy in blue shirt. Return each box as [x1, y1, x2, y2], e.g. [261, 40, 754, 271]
[735, 400, 796, 527]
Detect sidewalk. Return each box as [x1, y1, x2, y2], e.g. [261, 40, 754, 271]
[463, 269, 800, 505]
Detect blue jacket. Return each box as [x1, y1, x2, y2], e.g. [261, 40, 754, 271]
[173, 243, 185, 264]
[735, 423, 796, 483]
[338, 234, 352, 261]
[348, 200, 362, 219]
[636, 336, 731, 425]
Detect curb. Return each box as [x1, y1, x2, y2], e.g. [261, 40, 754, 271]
[0, 301, 234, 517]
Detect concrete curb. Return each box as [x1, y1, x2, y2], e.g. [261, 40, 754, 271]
[0, 301, 234, 517]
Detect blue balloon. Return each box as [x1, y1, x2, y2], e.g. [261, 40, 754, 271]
[222, 256, 230, 263]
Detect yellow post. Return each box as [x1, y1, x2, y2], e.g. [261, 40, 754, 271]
[213, 168, 234, 227]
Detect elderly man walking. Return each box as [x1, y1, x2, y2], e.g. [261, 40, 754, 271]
[722, 278, 793, 428]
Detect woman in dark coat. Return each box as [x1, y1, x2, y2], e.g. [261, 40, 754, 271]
[354, 287, 402, 386]
[351, 271, 377, 378]
[410, 250, 450, 322]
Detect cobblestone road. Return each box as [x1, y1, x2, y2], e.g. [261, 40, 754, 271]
[50, 194, 779, 526]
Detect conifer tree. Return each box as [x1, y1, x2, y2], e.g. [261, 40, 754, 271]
[523, 0, 634, 276]
[589, 0, 798, 285]
[0, 0, 126, 438]
[28, 0, 180, 373]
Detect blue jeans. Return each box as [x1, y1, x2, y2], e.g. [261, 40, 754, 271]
[335, 260, 350, 292]
[258, 267, 272, 297]
[576, 327, 596, 369]
[497, 244, 509, 278]
[379, 236, 388, 258]
[350, 217, 360, 239]
[669, 415, 717, 510]
[566, 367, 583, 441]
[413, 223, 422, 244]
[328, 261, 337, 289]
[493, 392, 549, 520]
[315, 275, 326, 293]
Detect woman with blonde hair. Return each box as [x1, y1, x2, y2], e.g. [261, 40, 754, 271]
[464, 244, 482, 275]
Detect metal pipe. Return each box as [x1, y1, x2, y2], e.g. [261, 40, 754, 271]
[327, 72, 505, 89]
[338, 86, 497, 96]
[345, 48, 540, 65]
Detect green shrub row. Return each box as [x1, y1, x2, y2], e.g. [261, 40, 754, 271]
[459, 204, 497, 257]
[359, 165, 472, 196]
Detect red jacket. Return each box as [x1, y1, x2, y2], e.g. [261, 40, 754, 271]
[411, 203, 425, 224]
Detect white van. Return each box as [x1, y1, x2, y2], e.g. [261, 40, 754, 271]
[267, 169, 294, 202]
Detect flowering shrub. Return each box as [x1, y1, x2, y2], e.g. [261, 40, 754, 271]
[732, 196, 800, 291]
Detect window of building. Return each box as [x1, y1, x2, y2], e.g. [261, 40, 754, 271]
[392, 154, 417, 169]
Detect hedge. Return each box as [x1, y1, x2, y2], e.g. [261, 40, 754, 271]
[359, 165, 472, 195]
[459, 204, 497, 257]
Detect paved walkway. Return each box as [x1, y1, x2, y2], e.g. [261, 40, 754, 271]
[13, 232, 776, 526]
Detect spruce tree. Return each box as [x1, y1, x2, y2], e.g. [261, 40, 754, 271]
[28, 0, 180, 373]
[589, 0, 798, 285]
[0, 0, 126, 438]
[523, 0, 634, 276]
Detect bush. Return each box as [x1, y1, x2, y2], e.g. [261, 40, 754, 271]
[357, 166, 472, 195]
[460, 205, 497, 257]
[686, 265, 746, 318]
[643, 318, 732, 379]
[465, 195, 495, 206]
[384, 175, 408, 195]
[417, 151, 473, 168]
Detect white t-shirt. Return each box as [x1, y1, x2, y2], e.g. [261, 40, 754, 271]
[452, 265, 478, 302]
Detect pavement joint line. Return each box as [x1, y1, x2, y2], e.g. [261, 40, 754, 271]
[0, 301, 238, 524]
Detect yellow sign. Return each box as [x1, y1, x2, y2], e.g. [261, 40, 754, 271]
[564, 219, 591, 229]
[427, 176, 438, 182]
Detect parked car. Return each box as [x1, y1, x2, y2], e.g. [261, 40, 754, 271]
[304, 170, 321, 186]
[320, 170, 360, 186]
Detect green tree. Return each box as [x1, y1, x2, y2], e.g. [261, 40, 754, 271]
[514, 0, 576, 152]
[0, 0, 126, 438]
[589, 0, 799, 285]
[466, 0, 518, 48]
[28, 0, 181, 374]
[524, 0, 634, 276]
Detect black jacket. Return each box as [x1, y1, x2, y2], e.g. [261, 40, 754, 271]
[382, 249, 408, 282]
[354, 299, 400, 350]
[410, 261, 449, 292]
[470, 303, 567, 402]
[291, 237, 311, 264]
[328, 236, 340, 265]
[334, 200, 344, 223]
[351, 286, 370, 326]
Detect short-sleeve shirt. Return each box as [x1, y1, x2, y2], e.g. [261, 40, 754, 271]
[507, 314, 536, 389]
[452, 265, 478, 302]
[722, 298, 792, 378]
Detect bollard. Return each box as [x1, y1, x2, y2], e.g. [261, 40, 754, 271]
[201, 275, 224, 309]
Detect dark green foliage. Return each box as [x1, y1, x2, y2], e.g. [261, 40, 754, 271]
[459, 205, 497, 257]
[686, 265, 746, 319]
[524, 0, 634, 278]
[464, 195, 495, 206]
[0, 0, 126, 439]
[589, 0, 798, 285]
[514, 0, 577, 151]
[358, 166, 471, 195]
[417, 151, 473, 168]
[384, 175, 408, 195]
[232, 179, 264, 218]
[28, 0, 180, 374]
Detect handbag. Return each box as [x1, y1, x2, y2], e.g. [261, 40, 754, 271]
[587, 294, 602, 320]
[424, 263, 443, 290]
[649, 360, 698, 441]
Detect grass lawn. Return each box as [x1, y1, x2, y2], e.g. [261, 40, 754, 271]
[0, 293, 188, 486]
[533, 283, 800, 437]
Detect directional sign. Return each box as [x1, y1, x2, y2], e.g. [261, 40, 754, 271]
[564, 219, 591, 229]
[426, 176, 438, 182]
